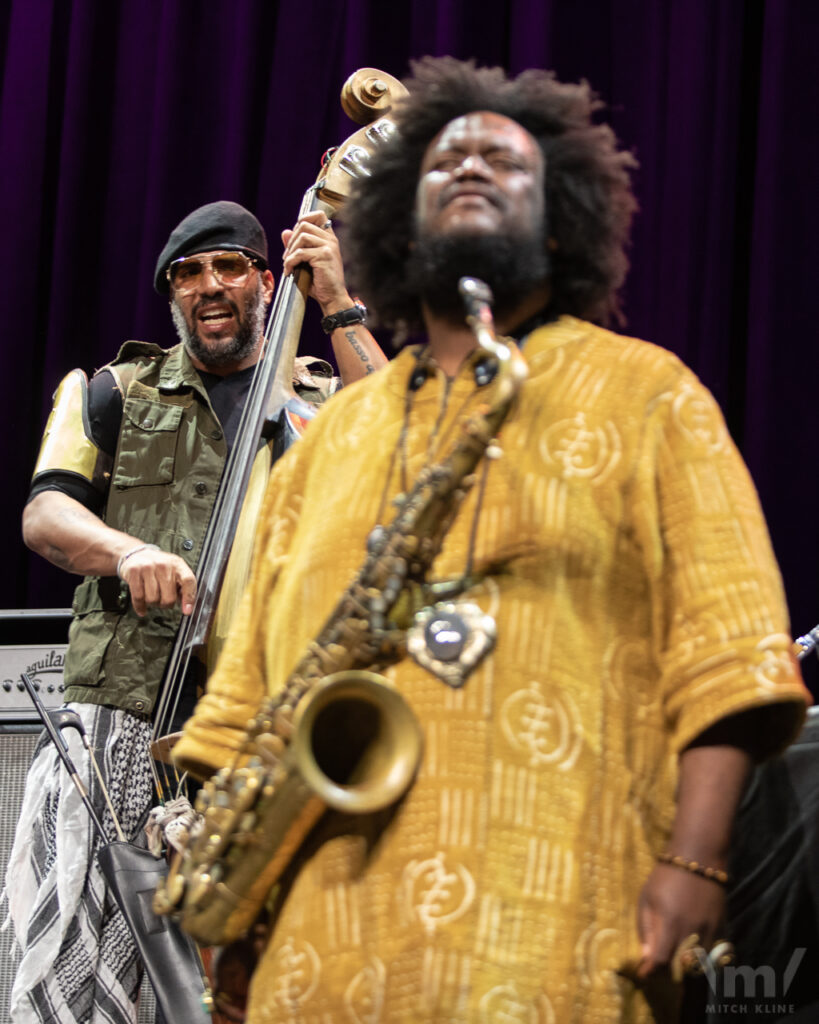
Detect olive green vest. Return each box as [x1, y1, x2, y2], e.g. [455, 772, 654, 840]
[61, 342, 337, 716]
[62, 341, 226, 715]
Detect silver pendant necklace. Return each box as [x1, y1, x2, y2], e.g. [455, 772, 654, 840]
[407, 600, 496, 688]
[378, 348, 501, 688]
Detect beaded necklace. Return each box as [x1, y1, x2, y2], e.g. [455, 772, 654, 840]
[373, 345, 500, 687]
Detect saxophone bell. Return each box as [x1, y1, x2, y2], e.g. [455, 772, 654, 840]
[293, 670, 423, 814]
[168, 671, 423, 946]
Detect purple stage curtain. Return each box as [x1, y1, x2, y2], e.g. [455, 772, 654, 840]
[2, 0, 817, 693]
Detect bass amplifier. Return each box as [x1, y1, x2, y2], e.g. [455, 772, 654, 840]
[0, 609, 156, 1023]
[0, 608, 71, 720]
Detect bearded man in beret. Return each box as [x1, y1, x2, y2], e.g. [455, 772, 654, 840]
[5, 200, 384, 1024]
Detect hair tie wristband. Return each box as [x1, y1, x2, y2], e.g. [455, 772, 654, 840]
[117, 543, 160, 580]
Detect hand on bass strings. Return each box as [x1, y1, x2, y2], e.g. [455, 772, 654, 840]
[23, 490, 197, 617]
[117, 545, 197, 618]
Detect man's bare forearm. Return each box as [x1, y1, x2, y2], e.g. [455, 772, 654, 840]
[23, 491, 142, 576]
[330, 323, 387, 384]
[668, 743, 752, 866]
[635, 717, 760, 975]
[24, 490, 198, 615]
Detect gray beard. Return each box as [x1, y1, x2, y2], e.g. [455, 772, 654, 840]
[171, 284, 267, 370]
[407, 230, 551, 325]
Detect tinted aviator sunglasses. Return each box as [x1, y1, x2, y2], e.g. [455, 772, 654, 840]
[166, 250, 262, 294]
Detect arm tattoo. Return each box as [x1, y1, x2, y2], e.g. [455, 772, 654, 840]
[45, 544, 73, 571]
[56, 505, 99, 525]
[48, 503, 103, 572]
[344, 328, 376, 374]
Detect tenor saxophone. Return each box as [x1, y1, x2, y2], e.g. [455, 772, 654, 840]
[155, 277, 528, 946]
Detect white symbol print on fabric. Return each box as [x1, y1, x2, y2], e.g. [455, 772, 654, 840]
[344, 957, 386, 1024]
[603, 637, 658, 710]
[575, 925, 621, 991]
[754, 641, 792, 692]
[479, 984, 556, 1023]
[271, 936, 320, 1007]
[668, 610, 730, 663]
[501, 683, 582, 770]
[539, 412, 620, 482]
[403, 852, 475, 935]
[672, 387, 727, 452]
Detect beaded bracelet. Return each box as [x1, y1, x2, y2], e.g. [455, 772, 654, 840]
[116, 543, 160, 580]
[657, 852, 730, 887]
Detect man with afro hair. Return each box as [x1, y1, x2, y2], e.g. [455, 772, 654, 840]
[177, 58, 807, 1023]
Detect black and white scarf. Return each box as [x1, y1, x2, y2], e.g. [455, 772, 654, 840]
[4, 704, 154, 1023]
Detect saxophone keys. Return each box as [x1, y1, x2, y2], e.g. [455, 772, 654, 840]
[274, 705, 295, 738]
[366, 524, 388, 553]
[325, 642, 348, 662]
[152, 879, 171, 915]
[401, 534, 419, 556]
[166, 870, 186, 907]
[238, 811, 257, 834]
[188, 873, 214, 906]
[382, 574, 404, 603]
[256, 732, 286, 759]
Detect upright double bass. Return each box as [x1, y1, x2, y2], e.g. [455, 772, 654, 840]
[90, 69, 407, 1023]
[150, 68, 409, 788]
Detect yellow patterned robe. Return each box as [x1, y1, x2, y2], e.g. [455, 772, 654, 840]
[177, 316, 808, 1024]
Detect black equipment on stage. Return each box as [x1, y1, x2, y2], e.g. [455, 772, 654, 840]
[703, 706, 819, 1023]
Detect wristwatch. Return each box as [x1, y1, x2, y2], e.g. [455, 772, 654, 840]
[320, 300, 368, 334]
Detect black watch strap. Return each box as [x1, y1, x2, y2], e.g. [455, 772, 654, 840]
[320, 301, 368, 334]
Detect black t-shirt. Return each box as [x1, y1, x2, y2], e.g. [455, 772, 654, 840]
[29, 365, 256, 513]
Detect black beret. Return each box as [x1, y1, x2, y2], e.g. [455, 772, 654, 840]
[154, 201, 268, 294]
